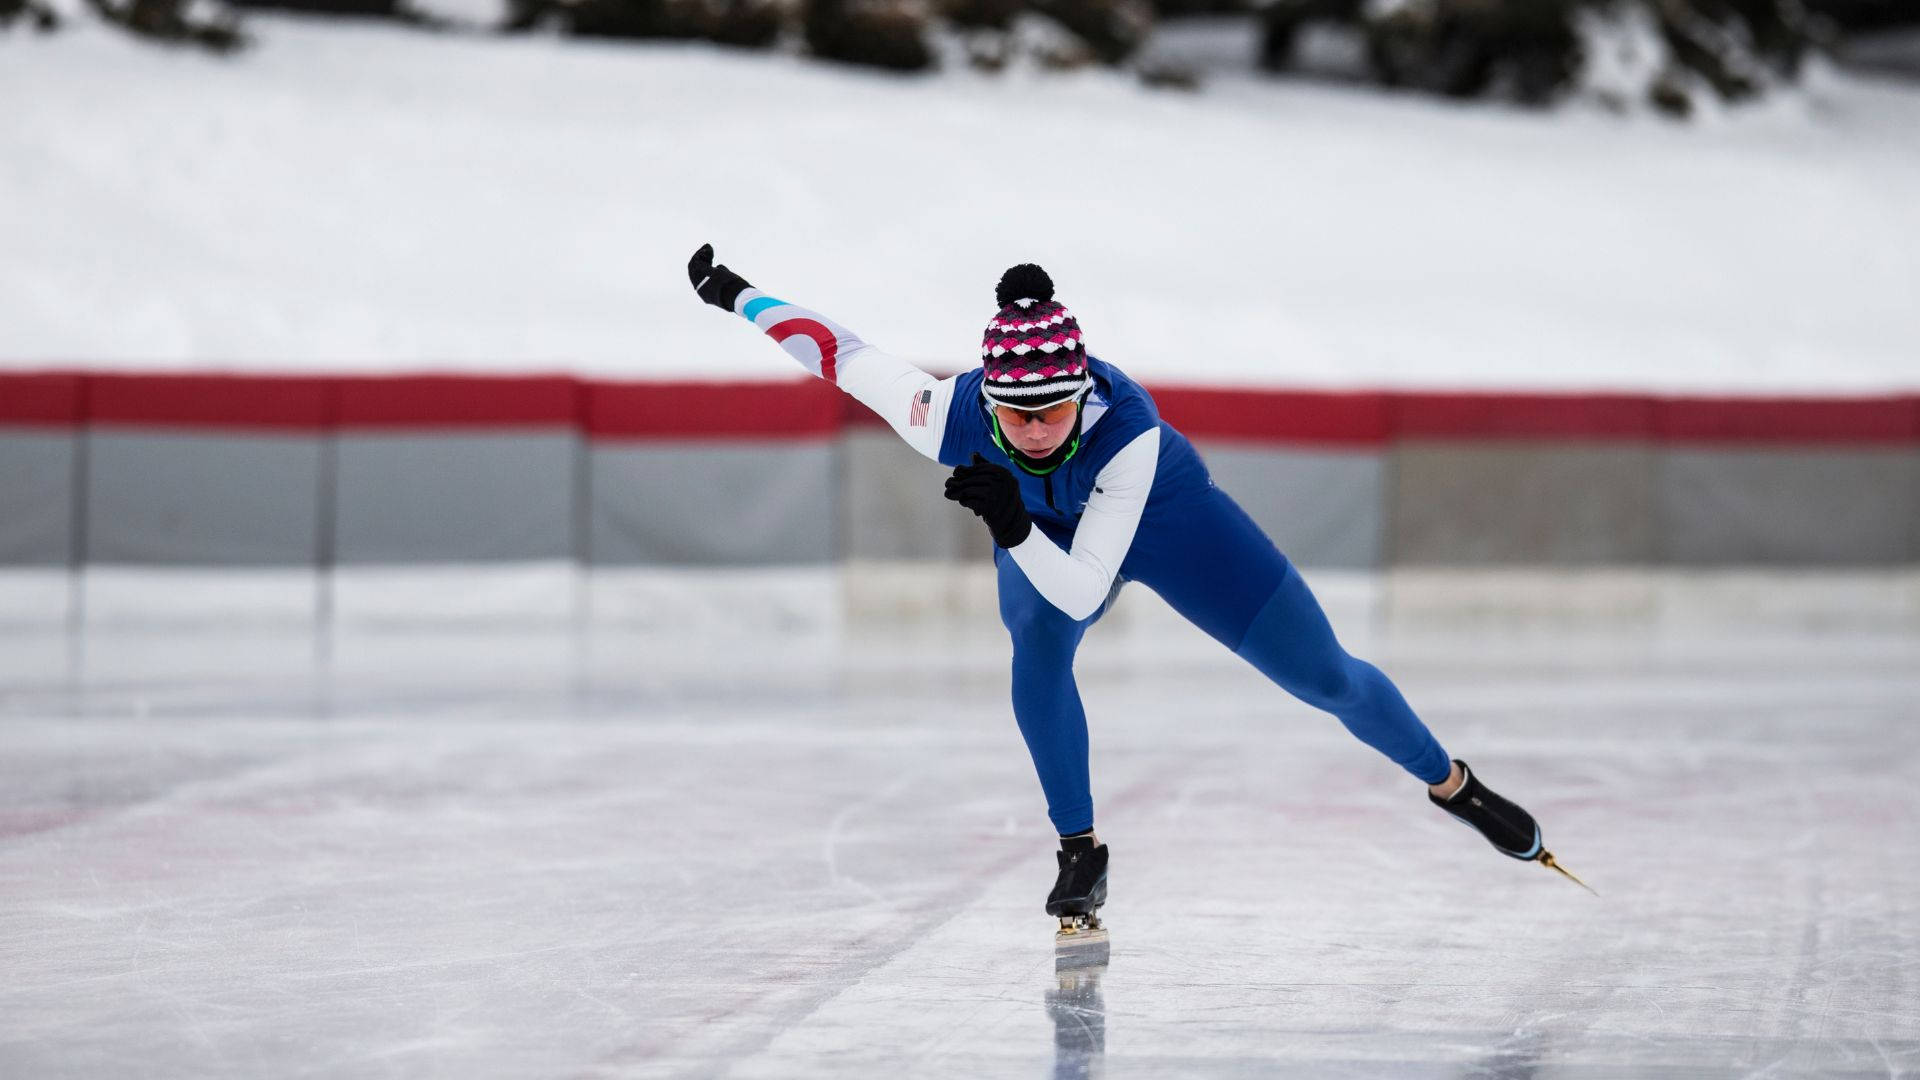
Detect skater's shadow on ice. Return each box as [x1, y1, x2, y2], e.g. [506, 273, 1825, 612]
[1046, 961, 1106, 1080]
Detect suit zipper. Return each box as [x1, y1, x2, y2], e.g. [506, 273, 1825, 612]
[1044, 474, 1057, 512]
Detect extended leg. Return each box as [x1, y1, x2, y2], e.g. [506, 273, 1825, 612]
[1124, 489, 1451, 786]
[1125, 488, 1570, 879]
[1233, 562, 1452, 784]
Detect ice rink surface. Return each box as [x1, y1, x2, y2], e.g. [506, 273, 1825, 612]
[3, 573, 1918, 1079]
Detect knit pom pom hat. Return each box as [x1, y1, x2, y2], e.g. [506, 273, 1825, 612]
[980, 264, 1091, 410]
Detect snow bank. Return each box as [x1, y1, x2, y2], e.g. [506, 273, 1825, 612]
[2, 17, 1917, 392]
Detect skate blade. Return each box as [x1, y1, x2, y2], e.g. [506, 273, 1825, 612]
[1055, 918, 1110, 969]
[1537, 850, 1597, 896]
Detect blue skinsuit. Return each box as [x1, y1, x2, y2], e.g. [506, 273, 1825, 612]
[944, 359, 1452, 835]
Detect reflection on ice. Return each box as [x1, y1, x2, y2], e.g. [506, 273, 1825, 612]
[1047, 962, 1106, 1080]
[1457, 1030, 1546, 1080]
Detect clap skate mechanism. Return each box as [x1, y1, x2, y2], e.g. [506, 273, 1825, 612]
[1055, 911, 1110, 969]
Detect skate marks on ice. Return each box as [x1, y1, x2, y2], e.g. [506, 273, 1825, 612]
[0, 709, 1036, 1080]
[680, 669, 1920, 1079]
[3, 619, 1920, 1078]
[684, 848, 1920, 1080]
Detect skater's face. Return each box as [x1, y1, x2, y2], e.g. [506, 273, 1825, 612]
[994, 398, 1080, 457]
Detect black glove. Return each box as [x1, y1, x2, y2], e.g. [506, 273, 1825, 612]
[944, 453, 1033, 549]
[687, 243, 751, 312]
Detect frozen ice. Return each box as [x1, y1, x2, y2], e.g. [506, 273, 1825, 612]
[3, 571, 1918, 1078]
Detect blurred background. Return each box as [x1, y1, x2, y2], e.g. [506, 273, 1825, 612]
[3, 4, 1918, 1077]
[2, 0, 1917, 636]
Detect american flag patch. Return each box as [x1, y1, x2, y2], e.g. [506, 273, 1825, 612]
[909, 388, 932, 427]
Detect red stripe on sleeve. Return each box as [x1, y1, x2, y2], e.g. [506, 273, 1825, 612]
[768, 320, 840, 385]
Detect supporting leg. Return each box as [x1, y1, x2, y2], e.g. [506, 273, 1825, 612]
[996, 548, 1103, 835]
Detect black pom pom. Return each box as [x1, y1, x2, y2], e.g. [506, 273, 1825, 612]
[995, 264, 1054, 308]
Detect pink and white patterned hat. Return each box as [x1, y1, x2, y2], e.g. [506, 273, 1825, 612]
[980, 265, 1091, 410]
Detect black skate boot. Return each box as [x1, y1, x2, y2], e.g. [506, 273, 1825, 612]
[1047, 834, 1110, 966]
[1429, 759, 1542, 860]
[1047, 834, 1108, 916]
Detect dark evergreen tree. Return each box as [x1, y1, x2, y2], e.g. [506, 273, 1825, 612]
[83, 0, 247, 49]
[1804, 0, 1920, 31]
[1029, 0, 1153, 63]
[1258, 0, 1820, 113]
[499, 0, 778, 47]
[806, 0, 936, 70]
[1, 0, 61, 30]
[225, 0, 396, 15]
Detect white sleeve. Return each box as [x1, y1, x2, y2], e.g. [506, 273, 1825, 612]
[1005, 427, 1160, 621]
[732, 287, 955, 462]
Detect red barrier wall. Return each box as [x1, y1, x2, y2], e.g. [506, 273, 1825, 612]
[4, 371, 1916, 444]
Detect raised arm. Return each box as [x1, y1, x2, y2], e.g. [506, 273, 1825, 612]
[688, 244, 956, 461]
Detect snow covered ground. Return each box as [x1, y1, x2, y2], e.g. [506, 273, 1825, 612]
[3, 16, 1919, 392]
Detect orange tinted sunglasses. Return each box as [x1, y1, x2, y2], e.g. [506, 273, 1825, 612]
[993, 399, 1080, 427]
